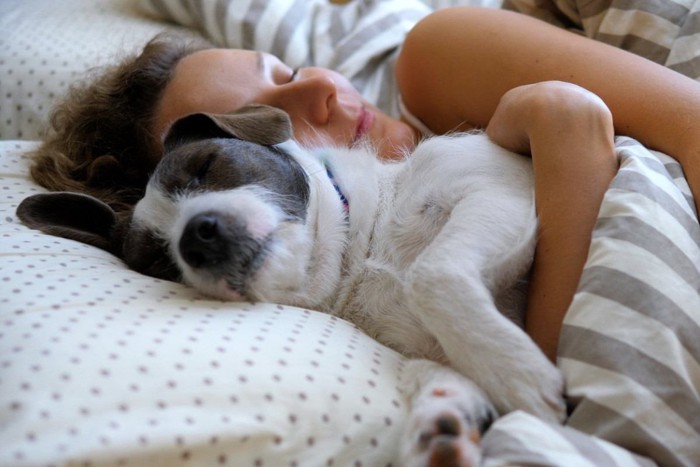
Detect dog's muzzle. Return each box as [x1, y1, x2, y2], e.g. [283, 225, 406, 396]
[179, 211, 268, 290]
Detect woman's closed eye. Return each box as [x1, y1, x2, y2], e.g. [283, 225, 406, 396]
[288, 68, 299, 83]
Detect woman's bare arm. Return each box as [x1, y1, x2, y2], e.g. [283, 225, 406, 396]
[396, 6, 700, 212]
[486, 82, 617, 361]
[396, 6, 700, 359]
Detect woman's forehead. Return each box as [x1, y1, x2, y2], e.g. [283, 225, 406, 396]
[172, 49, 261, 93]
[154, 48, 265, 139]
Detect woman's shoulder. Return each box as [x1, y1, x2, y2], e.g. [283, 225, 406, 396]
[396, 7, 521, 133]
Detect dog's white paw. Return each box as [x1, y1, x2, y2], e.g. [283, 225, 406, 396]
[488, 353, 566, 424]
[399, 362, 497, 467]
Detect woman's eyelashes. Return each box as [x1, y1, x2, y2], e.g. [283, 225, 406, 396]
[289, 68, 299, 82]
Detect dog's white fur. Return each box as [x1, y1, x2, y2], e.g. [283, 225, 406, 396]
[133, 131, 565, 465]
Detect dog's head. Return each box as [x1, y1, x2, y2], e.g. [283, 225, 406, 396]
[17, 104, 345, 304]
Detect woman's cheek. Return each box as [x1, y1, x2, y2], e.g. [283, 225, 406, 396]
[293, 124, 343, 149]
[380, 121, 418, 160]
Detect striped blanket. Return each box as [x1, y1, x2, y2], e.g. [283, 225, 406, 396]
[559, 139, 700, 466]
[138, 1, 700, 465]
[480, 139, 700, 467]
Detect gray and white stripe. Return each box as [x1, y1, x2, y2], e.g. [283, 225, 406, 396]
[482, 411, 656, 466]
[560, 137, 700, 467]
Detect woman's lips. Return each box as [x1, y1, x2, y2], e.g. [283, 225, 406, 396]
[353, 107, 374, 144]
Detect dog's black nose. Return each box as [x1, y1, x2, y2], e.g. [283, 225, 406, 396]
[179, 212, 265, 278]
[179, 213, 227, 268]
[193, 214, 219, 241]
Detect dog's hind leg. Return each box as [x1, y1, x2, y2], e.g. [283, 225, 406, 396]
[397, 359, 496, 467]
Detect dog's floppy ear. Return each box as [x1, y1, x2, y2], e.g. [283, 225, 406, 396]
[164, 104, 293, 150]
[16, 192, 119, 253]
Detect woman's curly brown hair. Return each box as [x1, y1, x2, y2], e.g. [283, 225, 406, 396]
[29, 34, 211, 213]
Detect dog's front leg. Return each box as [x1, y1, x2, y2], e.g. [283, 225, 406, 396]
[397, 359, 496, 467]
[405, 202, 566, 423]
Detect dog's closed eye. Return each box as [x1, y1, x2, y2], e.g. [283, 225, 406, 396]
[121, 225, 180, 281]
[190, 153, 217, 187]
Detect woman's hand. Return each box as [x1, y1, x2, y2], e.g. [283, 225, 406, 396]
[486, 81, 618, 361]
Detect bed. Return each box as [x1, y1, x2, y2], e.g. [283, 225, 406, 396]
[1, 0, 699, 465]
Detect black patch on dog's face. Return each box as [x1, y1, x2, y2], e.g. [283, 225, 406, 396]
[120, 137, 310, 285]
[115, 213, 181, 281]
[155, 138, 310, 220]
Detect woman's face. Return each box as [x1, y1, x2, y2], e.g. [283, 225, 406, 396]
[154, 49, 419, 159]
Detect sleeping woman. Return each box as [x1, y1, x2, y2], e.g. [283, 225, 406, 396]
[27, 5, 700, 362]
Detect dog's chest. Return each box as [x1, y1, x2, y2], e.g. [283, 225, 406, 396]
[342, 212, 451, 359]
[327, 133, 535, 357]
[331, 159, 468, 357]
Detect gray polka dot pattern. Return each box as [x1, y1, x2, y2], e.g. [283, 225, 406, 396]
[0, 0, 196, 140]
[0, 141, 407, 465]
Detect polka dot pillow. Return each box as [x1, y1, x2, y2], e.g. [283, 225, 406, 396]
[0, 0, 195, 140]
[0, 141, 409, 466]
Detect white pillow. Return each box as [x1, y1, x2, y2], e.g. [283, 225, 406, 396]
[0, 141, 409, 466]
[0, 0, 195, 140]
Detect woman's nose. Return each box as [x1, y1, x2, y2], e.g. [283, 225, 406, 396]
[275, 69, 337, 124]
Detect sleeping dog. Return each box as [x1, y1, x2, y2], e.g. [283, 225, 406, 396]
[18, 104, 565, 466]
